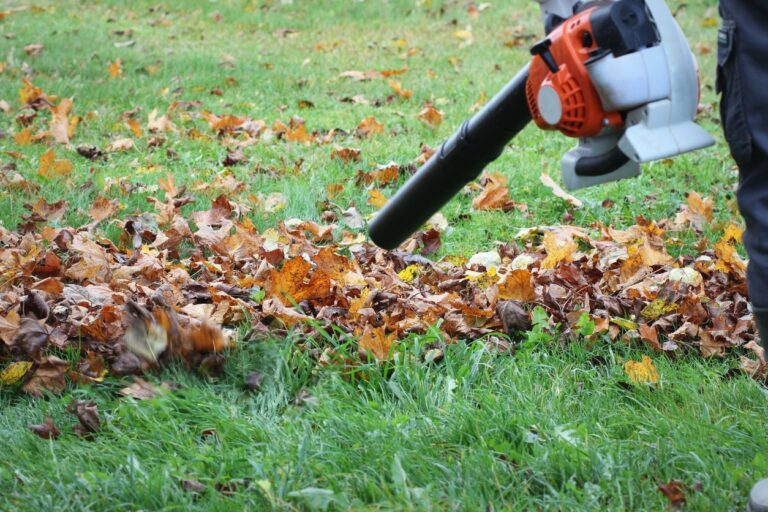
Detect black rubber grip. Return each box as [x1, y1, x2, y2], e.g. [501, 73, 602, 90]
[368, 65, 532, 250]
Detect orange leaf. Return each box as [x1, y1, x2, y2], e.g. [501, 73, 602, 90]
[14, 127, 33, 146]
[330, 146, 361, 163]
[108, 58, 122, 79]
[125, 118, 143, 138]
[368, 189, 388, 209]
[358, 325, 397, 360]
[472, 172, 516, 211]
[356, 116, 384, 138]
[38, 148, 73, 179]
[417, 104, 442, 129]
[497, 269, 536, 302]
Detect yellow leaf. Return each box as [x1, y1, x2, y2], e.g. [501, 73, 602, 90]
[540, 230, 577, 269]
[368, 189, 388, 209]
[0, 361, 33, 385]
[641, 299, 678, 320]
[624, 355, 659, 384]
[722, 223, 744, 244]
[398, 264, 421, 282]
[611, 317, 638, 330]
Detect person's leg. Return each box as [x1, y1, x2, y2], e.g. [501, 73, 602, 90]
[717, 2, 768, 508]
[718, 0, 768, 351]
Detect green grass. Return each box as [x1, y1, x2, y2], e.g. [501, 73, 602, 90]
[1, 0, 766, 510]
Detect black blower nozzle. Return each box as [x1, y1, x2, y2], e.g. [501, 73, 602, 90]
[368, 64, 532, 250]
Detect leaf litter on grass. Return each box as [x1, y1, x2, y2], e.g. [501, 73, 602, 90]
[0, 77, 762, 397]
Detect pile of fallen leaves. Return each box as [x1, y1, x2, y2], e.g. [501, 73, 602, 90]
[0, 170, 764, 395]
[0, 77, 765, 396]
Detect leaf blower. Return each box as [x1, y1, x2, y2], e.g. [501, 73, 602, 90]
[368, 0, 713, 250]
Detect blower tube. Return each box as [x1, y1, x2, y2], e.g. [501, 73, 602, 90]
[368, 64, 532, 250]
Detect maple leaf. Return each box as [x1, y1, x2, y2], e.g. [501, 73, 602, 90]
[23, 356, 69, 396]
[674, 191, 713, 229]
[15, 127, 33, 146]
[368, 189, 388, 209]
[356, 116, 384, 138]
[24, 43, 44, 56]
[38, 148, 73, 178]
[388, 79, 413, 99]
[147, 108, 175, 132]
[624, 355, 659, 384]
[496, 269, 536, 302]
[357, 325, 397, 361]
[68, 399, 101, 438]
[417, 104, 443, 129]
[472, 172, 521, 212]
[714, 235, 746, 274]
[88, 195, 120, 223]
[540, 230, 577, 269]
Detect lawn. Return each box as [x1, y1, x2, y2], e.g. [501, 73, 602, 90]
[1, 0, 767, 510]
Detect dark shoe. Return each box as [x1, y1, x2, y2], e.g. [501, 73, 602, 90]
[748, 480, 768, 512]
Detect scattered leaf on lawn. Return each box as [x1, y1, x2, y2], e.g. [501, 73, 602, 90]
[368, 189, 388, 209]
[106, 137, 135, 152]
[356, 116, 384, 138]
[0, 361, 33, 385]
[540, 173, 583, 207]
[28, 417, 61, 440]
[624, 355, 659, 385]
[38, 148, 73, 178]
[417, 104, 443, 129]
[108, 58, 122, 79]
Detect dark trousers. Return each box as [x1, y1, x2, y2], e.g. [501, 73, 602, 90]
[719, 1, 768, 309]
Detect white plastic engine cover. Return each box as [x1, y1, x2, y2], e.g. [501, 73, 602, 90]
[586, 45, 671, 112]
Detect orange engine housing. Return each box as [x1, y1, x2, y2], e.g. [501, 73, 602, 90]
[526, 8, 623, 138]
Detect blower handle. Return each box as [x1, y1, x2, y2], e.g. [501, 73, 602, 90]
[368, 64, 532, 250]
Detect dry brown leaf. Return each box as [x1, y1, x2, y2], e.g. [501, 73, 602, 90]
[471, 172, 520, 211]
[540, 173, 582, 207]
[88, 195, 120, 222]
[331, 146, 361, 163]
[106, 137, 134, 152]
